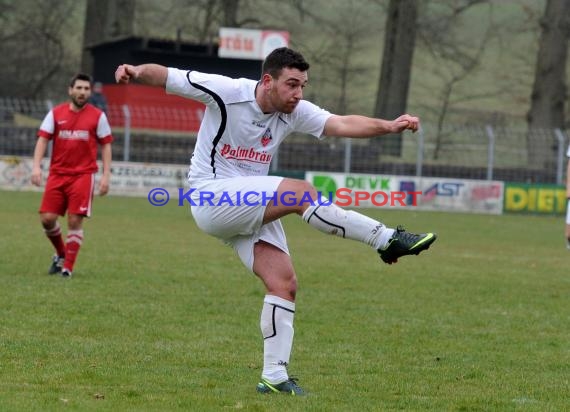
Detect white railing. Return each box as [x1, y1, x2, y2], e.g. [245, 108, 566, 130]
[0, 99, 567, 184]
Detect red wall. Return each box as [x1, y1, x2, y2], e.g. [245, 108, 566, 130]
[102, 84, 204, 132]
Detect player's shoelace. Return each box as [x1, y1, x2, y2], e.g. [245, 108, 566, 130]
[394, 225, 424, 247]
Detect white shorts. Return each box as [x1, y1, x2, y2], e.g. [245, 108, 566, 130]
[566, 199, 570, 225]
[189, 176, 288, 271]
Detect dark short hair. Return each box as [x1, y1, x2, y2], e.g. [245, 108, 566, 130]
[262, 47, 310, 79]
[70, 73, 93, 88]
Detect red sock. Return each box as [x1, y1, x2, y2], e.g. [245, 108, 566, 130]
[44, 222, 65, 257]
[64, 230, 84, 271]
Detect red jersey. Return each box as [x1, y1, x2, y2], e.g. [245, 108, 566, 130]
[37, 103, 113, 175]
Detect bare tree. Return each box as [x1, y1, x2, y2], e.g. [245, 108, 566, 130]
[416, 0, 497, 159]
[527, 0, 569, 166]
[81, 0, 136, 74]
[135, 0, 260, 45]
[374, 0, 418, 157]
[283, 0, 383, 110]
[221, 0, 239, 26]
[134, 1, 220, 43]
[196, 1, 222, 43]
[0, 0, 83, 99]
[299, 3, 377, 113]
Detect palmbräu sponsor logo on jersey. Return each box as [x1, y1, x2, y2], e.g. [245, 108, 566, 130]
[220, 144, 273, 164]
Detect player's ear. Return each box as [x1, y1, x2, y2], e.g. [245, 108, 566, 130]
[261, 73, 274, 89]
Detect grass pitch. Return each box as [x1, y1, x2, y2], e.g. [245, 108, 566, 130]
[0, 190, 568, 411]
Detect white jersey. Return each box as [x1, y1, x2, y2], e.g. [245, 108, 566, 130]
[165, 68, 332, 180]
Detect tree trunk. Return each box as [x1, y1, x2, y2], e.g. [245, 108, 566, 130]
[374, 0, 418, 157]
[81, 0, 136, 76]
[527, 0, 569, 167]
[222, 0, 240, 27]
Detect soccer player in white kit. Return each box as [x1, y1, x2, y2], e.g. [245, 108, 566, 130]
[115, 47, 437, 395]
[566, 144, 570, 249]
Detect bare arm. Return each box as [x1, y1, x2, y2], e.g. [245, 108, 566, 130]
[323, 114, 419, 138]
[115, 63, 168, 87]
[98, 143, 112, 196]
[31, 137, 49, 186]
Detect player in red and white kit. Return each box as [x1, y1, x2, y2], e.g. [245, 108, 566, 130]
[31, 73, 113, 278]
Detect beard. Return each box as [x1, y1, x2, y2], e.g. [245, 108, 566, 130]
[279, 101, 298, 114]
[272, 96, 297, 114]
[71, 96, 87, 108]
[269, 88, 298, 114]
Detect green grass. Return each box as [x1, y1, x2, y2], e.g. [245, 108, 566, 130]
[0, 190, 568, 411]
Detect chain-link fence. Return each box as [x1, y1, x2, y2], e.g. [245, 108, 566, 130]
[1, 98, 568, 184]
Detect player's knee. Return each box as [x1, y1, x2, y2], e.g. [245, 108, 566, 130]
[272, 274, 297, 301]
[282, 178, 317, 199]
[298, 180, 318, 199]
[290, 180, 319, 213]
[287, 277, 298, 300]
[67, 214, 84, 230]
[40, 214, 57, 229]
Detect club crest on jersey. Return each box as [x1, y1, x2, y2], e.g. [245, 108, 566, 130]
[261, 128, 272, 147]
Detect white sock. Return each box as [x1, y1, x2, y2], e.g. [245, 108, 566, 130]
[260, 295, 295, 384]
[302, 198, 394, 249]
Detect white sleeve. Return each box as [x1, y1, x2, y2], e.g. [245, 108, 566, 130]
[39, 110, 55, 135]
[291, 100, 332, 140]
[567, 144, 570, 158]
[165, 68, 237, 106]
[97, 112, 112, 138]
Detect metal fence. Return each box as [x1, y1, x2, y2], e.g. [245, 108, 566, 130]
[1, 98, 568, 184]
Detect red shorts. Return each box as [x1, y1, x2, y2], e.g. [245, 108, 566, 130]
[39, 173, 95, 217]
